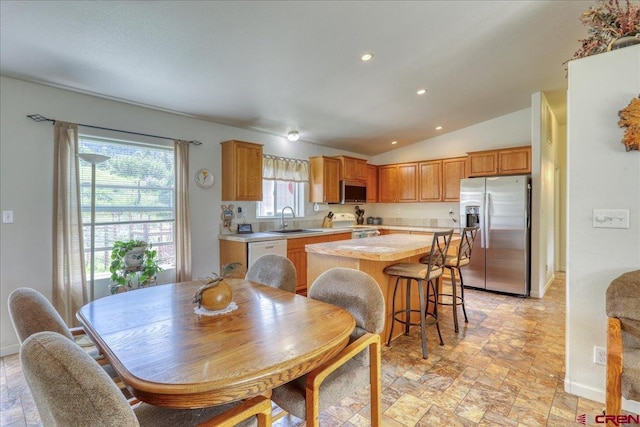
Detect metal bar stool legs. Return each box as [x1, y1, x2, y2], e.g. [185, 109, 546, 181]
[441, 267, 469, 333]
[386, 275, 443, 359]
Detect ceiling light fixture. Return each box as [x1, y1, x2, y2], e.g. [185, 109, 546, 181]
[391, 140, 398, 145]
[360, 53, 374, 62]
[287, 131, 300, 142]
[417, 89, 427, 95]
[436, 126, 443, 130]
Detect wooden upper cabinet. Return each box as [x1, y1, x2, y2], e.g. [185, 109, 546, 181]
[221, 140, 263, 201]
[498, 146, 531, 175]
[442, 157, 467, 202]
[419, 160, 442, 202]
[366, 164, 378, 203]
[467, 146, 531, 177]
[379, 163, 418, 203]
[309, 156, 340, 203]
[467, 150, 498, 177]
[335, 156, 367, 181]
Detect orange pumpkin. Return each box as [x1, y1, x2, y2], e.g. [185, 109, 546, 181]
[200, 279, 233, 311]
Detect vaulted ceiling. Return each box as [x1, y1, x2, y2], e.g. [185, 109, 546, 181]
[0, 1, 590, 155]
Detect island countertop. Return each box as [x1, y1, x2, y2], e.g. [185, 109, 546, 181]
[305, 233, 439, 262]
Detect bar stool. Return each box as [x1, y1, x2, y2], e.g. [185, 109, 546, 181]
[383, 230, 453, 359]
[420, 226, 479, 332]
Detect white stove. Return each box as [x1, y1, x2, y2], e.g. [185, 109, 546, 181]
[331, 213, 380, 239]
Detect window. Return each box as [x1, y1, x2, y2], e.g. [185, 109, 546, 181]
[78, 136, 175, 278]
[257, 180, 306, 218]
[256, 155, 309, 218]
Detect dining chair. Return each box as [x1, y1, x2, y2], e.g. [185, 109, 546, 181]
[420, 226, 479, 332]
[8, 287, 134, 401]
[383, 229, 453, 359]
[20, 331, 272, 427]
[245, 254, 297, 293]
[271, 267, 384, 427]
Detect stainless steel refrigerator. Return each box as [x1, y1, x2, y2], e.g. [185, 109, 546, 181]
[459, 175, 531, 296]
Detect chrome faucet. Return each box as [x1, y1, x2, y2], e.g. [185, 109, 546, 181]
[281, 206, 295, 230]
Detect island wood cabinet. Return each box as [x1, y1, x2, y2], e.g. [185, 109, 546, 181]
[287, 232, 351, 295]
[467, 146, 531, 177]
[366, 164, 378, 203]
[221, 140, 263, 201]
[335, 155, 367, 181]
[378, 163, 419, 203]
[442, 157, 467, 201]
[309, 156, 340, 203]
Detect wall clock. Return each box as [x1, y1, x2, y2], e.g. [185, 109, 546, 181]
[195, 168, 214, 189]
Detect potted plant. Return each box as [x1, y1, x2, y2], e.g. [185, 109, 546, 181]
[109, 240, 163, 293]
[567, 0, 639, 64]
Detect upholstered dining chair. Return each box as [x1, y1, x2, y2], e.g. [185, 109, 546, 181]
[420, 226, 479, 332]
[245, 254, 297, 293]
[605, 270, 640, 419]
[21, 331, 271, 427]
[271, 267, 385, 427]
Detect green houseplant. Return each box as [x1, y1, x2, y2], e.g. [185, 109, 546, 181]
[109, 240, 163, 293]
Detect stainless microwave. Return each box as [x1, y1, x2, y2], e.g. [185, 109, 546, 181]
[340, 180, 367, 204]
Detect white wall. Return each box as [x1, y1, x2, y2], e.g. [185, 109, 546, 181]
[0, 76, 362, 356]
[565, 46, 640, 413]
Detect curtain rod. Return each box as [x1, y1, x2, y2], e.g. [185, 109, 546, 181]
[26, 114, 202, 145]
[263, 154, 309, 163]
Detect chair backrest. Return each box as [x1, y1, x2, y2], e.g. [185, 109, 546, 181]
[423, 229, 454, 278]
[245, 254, 297, 293]
[8, 287, 73, 343]
[456, 226, 480, 265]
[20, 331, 138, 426]
[308, 268, 385, 339]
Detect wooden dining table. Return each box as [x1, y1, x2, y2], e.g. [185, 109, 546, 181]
[77, 278, 355, 409]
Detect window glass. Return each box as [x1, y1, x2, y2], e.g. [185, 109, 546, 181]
[256, 180, 305, 218]
[78, 136, 175, 278]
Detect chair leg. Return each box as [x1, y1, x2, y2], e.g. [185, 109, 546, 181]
[370, 335, 382, 426]
[606, 317, 622, 422]
[404, 278, 412, 336]
[386, 276, 401, 347]
[449, 267, 459, 332]
[418, 279, 428, 359]
[459, 269, 468, 323]
[429, 279, 444, 346]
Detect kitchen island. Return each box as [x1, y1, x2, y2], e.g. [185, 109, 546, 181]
[306, 233, 455, 342]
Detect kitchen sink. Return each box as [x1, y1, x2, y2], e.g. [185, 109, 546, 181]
[266, 229, 316, 234]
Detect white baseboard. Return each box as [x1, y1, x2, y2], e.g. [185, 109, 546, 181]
[530, 273, 555, 298]
[1, 343, 20, 358]
[565, 378, 640, 414]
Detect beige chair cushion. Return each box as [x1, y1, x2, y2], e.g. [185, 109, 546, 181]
[622, 348, 640, 401]
[419, 254, 470, 268]
[21, 331, 257, 427]
[271, 268, 384, 420]
[8, 287, 74, 343]
[384, 263, 442, 280]
[245, 254, 297, 293]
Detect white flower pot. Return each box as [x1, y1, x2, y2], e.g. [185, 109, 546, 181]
[124, 246, 146, 268]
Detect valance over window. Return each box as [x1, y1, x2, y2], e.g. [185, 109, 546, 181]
[263, 155, 309, 182]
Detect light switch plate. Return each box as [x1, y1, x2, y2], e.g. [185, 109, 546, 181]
[593, 209, 629, 229]
[2, 210, 14, 224]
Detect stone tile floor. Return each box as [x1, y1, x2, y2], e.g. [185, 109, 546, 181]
[0, 273, 625, 426]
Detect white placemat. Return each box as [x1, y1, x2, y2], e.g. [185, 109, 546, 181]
[194, 301, 238, 316]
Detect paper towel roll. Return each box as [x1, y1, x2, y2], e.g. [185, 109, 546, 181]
[313, 203, 330, 212]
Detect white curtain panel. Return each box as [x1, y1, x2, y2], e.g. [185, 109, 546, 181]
[262, 155, 309, 182]
[174, 140, 192, 282]
[52, 121, 86, 325]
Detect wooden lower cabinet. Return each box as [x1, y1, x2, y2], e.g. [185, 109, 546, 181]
[288, 233, 351, 295]
[219, 240, 248, 274]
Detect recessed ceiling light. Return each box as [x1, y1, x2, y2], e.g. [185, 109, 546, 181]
[435, 126, 443, 130]
[391, 140, 398, 145]
[287, 131, 300, 142]
[417, 89, 427, 95]
[360, 53, 374, 62]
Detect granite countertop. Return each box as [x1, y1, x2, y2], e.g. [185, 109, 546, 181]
[218, 225, 459, 243]
[305, 233, 438, 262]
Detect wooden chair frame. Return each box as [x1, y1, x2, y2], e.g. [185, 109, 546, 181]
[304, 332, 382, 427]
[198, 395, 272, 427]
[606, 317, 623, 425]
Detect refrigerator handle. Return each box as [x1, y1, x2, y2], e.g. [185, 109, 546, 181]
[484, 192, 491, 249]
[527, 183, 532, 229]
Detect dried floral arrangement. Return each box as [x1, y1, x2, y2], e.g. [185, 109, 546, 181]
[618, 95, 640, 151]
[567, 0, 639, 64]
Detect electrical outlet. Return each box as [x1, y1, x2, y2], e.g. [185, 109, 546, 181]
[448, 208, 454, 214]
[237, 206, 242, 213]
[594, 346, 607, 365]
